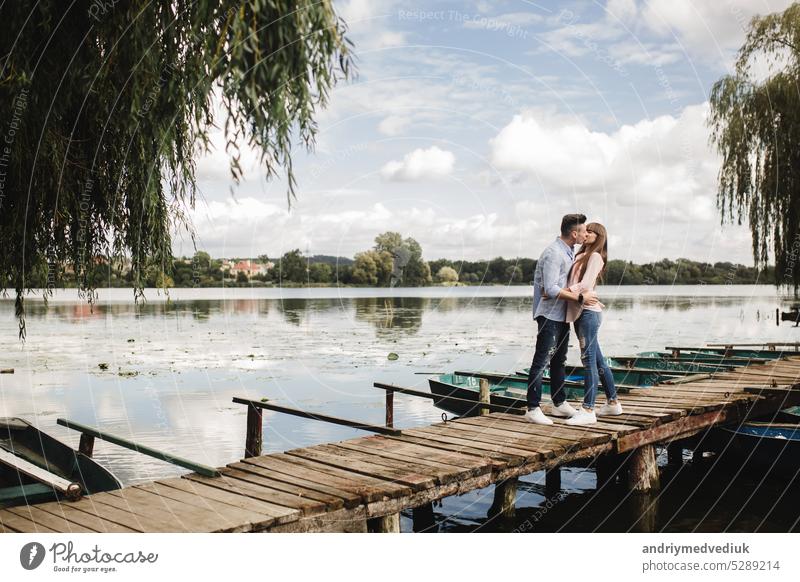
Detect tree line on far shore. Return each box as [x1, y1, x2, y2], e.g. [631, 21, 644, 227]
[27, 229, 774, 288]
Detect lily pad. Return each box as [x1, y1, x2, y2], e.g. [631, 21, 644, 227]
[387, 352, 399, 361]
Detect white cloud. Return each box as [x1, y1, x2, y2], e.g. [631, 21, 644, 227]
[377, 115, 411, 136]
[333, 0, 406, 50]
[489, 103, 719, 218]
[638, 0, 795, 67]
[381, 146, 456, 181]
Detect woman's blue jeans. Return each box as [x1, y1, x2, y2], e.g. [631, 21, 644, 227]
[574, 310, 617, 409]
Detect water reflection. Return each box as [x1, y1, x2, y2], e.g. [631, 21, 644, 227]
[354, 297, 426, 337]
[0, 285, 797, 499]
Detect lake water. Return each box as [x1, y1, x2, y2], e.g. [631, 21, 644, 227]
[1, 285, 798, 532]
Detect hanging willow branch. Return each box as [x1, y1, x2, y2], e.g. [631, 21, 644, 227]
[0, 1, 353, 338]
[708, 2, 800, 292]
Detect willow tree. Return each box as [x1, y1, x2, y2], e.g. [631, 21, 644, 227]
[708, 3, 800, 292]
[0, 1, 352, 337]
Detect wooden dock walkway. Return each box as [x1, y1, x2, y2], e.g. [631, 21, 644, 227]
[2, 356, 800, 533]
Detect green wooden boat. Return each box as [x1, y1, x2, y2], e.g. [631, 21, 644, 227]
[607, 356, 746, 373]
[0, 418, 122, 508]
[515, 364, 682, 386]
[428, 373, 638, 417]
[636, 350, 773, 364]
[428, 374, 546, 416]
[663, 346, 787, 360]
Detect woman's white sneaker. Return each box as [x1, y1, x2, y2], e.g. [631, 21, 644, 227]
[596, 402, 623, 416]
[524, 407, 554, 425]
[549, 402, 577, 418]
[565, 408, 597, 425]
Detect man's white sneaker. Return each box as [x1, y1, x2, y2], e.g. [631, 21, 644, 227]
[596, 402, 623, 416]
[566, 408, 597, 425]
[523, 407, 554, 425]
[549, 401, 577, 418]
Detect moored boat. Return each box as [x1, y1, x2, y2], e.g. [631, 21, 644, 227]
[709, 421, 800, 472]
[0, 418, 122, 508]
[427, 373, 639, 417]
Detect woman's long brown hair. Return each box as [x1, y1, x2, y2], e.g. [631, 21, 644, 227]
[573, 222, 608, 282]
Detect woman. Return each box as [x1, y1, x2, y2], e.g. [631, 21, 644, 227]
[565, 222, 622, 425]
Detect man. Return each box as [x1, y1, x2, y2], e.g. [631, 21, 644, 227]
[525, 214, 599, 425]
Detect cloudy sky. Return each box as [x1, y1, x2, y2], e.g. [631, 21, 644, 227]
[176, 0, 794, 265]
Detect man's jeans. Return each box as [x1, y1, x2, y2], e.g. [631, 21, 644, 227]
[574, 309, 618, 408]
[526, 316, 570, 410]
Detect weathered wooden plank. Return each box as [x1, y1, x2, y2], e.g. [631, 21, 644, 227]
[165, 477, 300, 526]
[0, 518, 21, 533]
[225, 461, 352, 508]
[462, 414, 615, 442]
[34, 501, 138, 533]
[332, 438, 491, 479]
[322, 443, 469, 486]
[331, 440, 481, 475]
[286, 446, 436, 491]
[616, 409, 730, 452]
[403, 427, 548, 459]
[184, 472, 326, 516]
[0, 507, 60, 533]
[132, 482, 279, 531]
[406, 426, 560, 459]
[64, 497, 147, 532]
[6, 505, 96, 533]
[251, 453, 413, 501]
[238, 457, 369, 506]
[270, 452, 416, 498]
[440, 420, 581, 448]
[352, 435, 490, 470]
[218, 467, 338, 512]
[382, 434, 522, 468]
[105, 487, 242, 532]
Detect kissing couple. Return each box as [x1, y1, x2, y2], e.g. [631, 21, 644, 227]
[524, 213, 623, 426]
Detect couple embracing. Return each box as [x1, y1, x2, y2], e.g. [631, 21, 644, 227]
[525, 214, 622, 426]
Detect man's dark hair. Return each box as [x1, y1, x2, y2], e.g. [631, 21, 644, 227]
[561, 213, 587, 237]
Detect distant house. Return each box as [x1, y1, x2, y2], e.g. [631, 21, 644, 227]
[229, 260, 268, 279]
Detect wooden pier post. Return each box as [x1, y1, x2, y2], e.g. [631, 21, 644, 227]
[412, 502, 436, 532]
[626, 445, 660, 492]
[667, 441, 683, 466]
[631, 493, 659, 533]
[367, 513, 400, 533]
[479, 378, 490, 416]
[78, 434, 95, 458]
[245, 404, 263, 459]
[545, 467, 561, 497]
[489, 478, 518, 519]
[385, 390, 394, 428]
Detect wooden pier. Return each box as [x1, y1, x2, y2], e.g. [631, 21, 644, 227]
[2, 356, 800, 533]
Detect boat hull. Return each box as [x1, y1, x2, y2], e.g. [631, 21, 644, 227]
[0, 418, 122, 508]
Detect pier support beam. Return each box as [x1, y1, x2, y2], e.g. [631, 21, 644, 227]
[78, 434, 95, 458]
[479, 378, 490, 416]
[545, 467, 561, 497]
[245, 404, 263, 458]
[630, 493, 659, 533]
[367, 512, 400, 533]
[489, 478, 518, 519]
[625, 445, 660, 493]
[412, 502, 436, 532]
